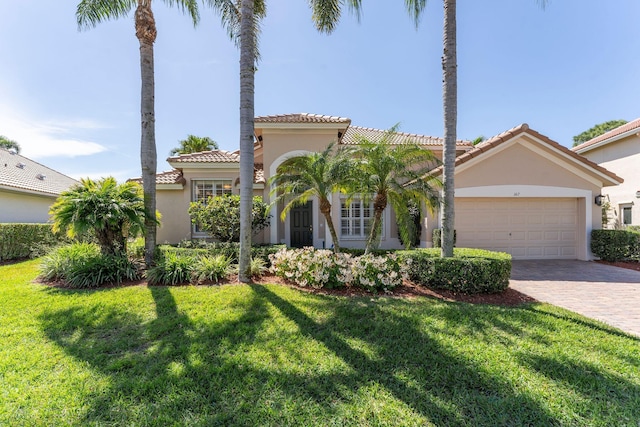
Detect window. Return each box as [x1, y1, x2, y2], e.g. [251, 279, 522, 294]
[622, 205, 632, 226]
[340, 198, 379, 238]
[193, 180, 232, 202]
[192, 180, 232, 234]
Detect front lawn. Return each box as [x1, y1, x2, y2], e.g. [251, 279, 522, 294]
[1, 260, 639, 426]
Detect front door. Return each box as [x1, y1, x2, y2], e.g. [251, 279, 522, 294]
[290, 201, 313, 247]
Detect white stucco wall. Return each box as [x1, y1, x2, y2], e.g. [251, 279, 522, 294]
[0, 190, 56, 223]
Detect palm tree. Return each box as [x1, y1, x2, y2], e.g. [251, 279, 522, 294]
[50, 177, 147, 256]
[77, 0, 203, 266]
[404, 0, 546, 257]
[0, 136, 20, 153]
[346, 127, 441, 254]
[169, 135, 218, 155]
[269, 143, 352, 253]
[237, 0, 361, 282]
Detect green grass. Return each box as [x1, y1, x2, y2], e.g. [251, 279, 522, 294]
[1, 260, 639, 426]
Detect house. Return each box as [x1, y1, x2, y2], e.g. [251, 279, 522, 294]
[149, 113, 622, 260]
[0, 148, 78, 223]
[572, 118, 640, 228]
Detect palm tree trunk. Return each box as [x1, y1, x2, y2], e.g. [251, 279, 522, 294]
[136, 0, 158, 267]
[441, 0, 457, 258]
[320, 197, 340, 253]
[365, 209, 384, 255]
[238, 0, 256, 283]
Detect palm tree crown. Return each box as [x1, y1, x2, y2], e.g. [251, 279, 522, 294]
[170, 135, 219, 155]
[346, 126, 441, 253]
[269, 143, 352, 253]
[0, 136, 20, 153]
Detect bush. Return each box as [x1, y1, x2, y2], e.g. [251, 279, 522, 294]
[188, 194, 270, 242]
[0, 223, 68, 261]
[351, 254, 403, 292]
[397, 248, 511, 294]
[39, 243, 139, 288]
[147, 251, 196, 285]
[591, 229, 640, 262]
[165, 243, 285, 267]
[192, 255, 232, 284]
[269, 248, 403, 292]
[432, 228, 457, 248]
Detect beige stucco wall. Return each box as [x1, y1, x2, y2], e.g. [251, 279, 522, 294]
[0, 190, 56, 223]
[423, 136, 604, 259]
[580, 134, 640, 227]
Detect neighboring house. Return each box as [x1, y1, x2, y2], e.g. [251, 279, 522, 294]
[0, 148, 78, 223]
[146, 113, 622, 260]
[573, 118, 640, 228]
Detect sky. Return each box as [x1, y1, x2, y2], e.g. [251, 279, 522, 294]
[1, 1, 639, 183]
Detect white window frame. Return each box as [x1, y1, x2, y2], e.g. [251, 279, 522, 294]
[192, 179, 233, 235]
[339, 197, 384, 240]
[620, 204, 633, 226]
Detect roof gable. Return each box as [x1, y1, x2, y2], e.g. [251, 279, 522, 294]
[0, 148, 78, 196]
[572, 118, 640, 153]
[167, 150, 240, 164]
[431, 124, 622, 186]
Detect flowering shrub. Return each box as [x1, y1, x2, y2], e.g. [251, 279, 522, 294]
[351, 254, 403, 292]
[269, 247, 352, 289]
[269, 247, 403, 292]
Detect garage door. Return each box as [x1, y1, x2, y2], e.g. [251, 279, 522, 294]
[456, 198, 578, 259]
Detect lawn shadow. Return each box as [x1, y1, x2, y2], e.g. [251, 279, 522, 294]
[250, 285, 561, 425]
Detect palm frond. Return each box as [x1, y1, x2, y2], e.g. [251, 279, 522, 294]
[76, 0, 137, 30]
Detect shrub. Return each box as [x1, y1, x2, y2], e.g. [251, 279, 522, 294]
[192, 255, 232, 284]
[397, 248, 511, 294]
[146, 251, 196, 285]
[188, 194, 270, 242]
[39, 243, 139, 288]
[269, 248, 404, 292]
[269, 247, 352, 289]
[591, 229, 640, 262]
[432, 228, 457, 248]
[164, 243, 285, 266]
[351, 254, 403, 292]
[0, 223, 68, 261]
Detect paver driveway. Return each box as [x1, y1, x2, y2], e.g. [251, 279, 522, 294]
[510, 260, 640, 337]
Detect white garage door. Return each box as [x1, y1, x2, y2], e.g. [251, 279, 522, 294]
[456, 198, 578, 259]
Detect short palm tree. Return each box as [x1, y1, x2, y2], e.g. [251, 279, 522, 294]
[269, 143, 352, 253]
[169, 135, 219, 155]
[50, 177, 148, 256]
[346, 127, 441, 254]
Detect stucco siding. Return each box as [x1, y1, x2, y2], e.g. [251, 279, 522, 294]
[0, 190, 56, 223]
[580, 135, 640, 226]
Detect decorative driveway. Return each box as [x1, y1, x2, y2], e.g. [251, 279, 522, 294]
[510, 260, 640, 337]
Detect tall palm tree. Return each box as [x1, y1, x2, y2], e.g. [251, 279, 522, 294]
[237, 0, 360, 281]
[347, 127, 441, 254]
[268, 143, 352, 253]
[77, 0, 201, 266]
[404, 0, 546, 257]
[0, 136, 20, 153]
[169, 135, 219, 155]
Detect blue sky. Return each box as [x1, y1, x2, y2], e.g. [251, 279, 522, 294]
[1, 1, 639, 182]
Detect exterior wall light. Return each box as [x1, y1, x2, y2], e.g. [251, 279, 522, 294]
[595, 195, 604, 206]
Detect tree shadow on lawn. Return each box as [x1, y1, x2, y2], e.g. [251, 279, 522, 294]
[37, 285, 638, 425]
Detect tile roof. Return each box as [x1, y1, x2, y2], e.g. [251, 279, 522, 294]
[168, 150, 240, 163]
[340, 126, 473, 148]
[255, 113, 351, 124]
[572, 118, 640, 152]
[0, 148, 78, 196]
[430, 124, 623, 183]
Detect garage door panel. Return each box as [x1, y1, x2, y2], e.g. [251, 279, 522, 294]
[455, 197, 578, 260]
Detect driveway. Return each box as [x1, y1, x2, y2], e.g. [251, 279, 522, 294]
[509, 260, 640, 337]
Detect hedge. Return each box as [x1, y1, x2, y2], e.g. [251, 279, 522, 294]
[159, 243, 286, 267]
[591, 229, 640, 262]
[397, 248, 511, 294]
[0, 223, 68, 262]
